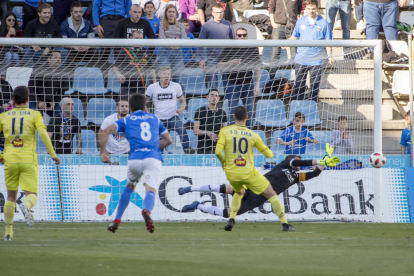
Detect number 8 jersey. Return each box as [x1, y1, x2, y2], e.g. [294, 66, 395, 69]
[115, 110, 168, 161]
[216, 124, 273, 180]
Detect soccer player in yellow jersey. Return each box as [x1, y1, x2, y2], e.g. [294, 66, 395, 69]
[0, 86, 61, 241]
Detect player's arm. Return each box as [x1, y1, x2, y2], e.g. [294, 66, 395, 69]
[159, 119, 172, 149]
[255, 135, 273, 158]
[0, 119, 3, 162]
[215, 129, 226, 166]
[99, 123, 118, 164]
[35, 114, 60, 165]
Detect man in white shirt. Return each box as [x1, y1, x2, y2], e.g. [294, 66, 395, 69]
[145, 66, 195, 154]
[98, 99, 131, 157]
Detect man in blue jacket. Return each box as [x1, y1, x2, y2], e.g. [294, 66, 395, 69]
[93, 0, 132, 39]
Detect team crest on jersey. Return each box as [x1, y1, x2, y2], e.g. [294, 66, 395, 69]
[234, 155, 246, 166]
[11, 136, 24, 147]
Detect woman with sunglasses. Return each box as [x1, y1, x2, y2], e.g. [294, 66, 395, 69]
[0, 11, 22, 72]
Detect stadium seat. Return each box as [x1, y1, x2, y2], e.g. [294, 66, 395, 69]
[306, 131, 331, 155]
[73, 130, 98, 154]
[223, 99, 242, 121]
[288, 100, 322, 127]
[187, 98, 208, 122]
[255, 69, 271, 96]
[274, 69, 295, 80]
[186, 129, 198, 151]
[233, 9, 241, 22]
[253, 130, 267, 155]
[5, 67, 33, 90]
[270, 130, 285, 154]
[106, 68, 121, 94]
[87, 98, 116, 126]
[399, 11, 414, 28]
[36, 133, 48, 154]
[242, 9, 269, 18]
[12, 7, 23, 23]
[255, 100, 289, 127]
[174, 68, 208, 96]
[165, 131, 184, 154]
[67, 67, 107, 95]
[392, 71, 412, 96]
[71, 98, 87, 126]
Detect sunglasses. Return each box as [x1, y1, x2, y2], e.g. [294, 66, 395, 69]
[7, 18, 16, 22]
[236, 34, 247, 37]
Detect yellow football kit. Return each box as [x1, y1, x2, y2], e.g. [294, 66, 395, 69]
[215, 124, 273, 194]
[0, 107, 57, 193]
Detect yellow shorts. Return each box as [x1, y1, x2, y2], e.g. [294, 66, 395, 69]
[228, 169, 269, 195]
[5, 162, 38, 193]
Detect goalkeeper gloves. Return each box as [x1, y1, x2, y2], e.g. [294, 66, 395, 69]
[318, 156, 341, 167]
[324, 143, 334, 159]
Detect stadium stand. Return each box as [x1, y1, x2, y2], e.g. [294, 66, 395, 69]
[288, 100, 322, 127]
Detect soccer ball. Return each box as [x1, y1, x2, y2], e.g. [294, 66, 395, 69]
[370, 152, 386, 168]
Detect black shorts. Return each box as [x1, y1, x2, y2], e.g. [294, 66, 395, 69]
[237, 189, 267, 215]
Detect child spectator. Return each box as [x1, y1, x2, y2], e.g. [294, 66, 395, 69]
[142, 1, 161, 36]
[400, 111, 411, 155]
[276, 112, 319, 154]
[330, 116, 354, 154]
[180, 18, 197, 66]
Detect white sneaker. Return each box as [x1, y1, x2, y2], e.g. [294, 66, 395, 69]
[357, 20, 366, 30]
[334, 20, 342, 30]
[3, 235, 12, 241]
[19, 203, 34, 226]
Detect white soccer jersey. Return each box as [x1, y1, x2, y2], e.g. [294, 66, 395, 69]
[145, 81, 183, 120]
[100, 113, 130, 154]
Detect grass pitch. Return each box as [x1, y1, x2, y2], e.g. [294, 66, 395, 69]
[0, 222, 413, 276]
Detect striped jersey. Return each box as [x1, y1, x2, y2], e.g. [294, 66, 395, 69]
[0, 107, 45, 164]
[216, 124, 273, 180]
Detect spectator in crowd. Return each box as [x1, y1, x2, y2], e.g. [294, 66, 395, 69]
[276, 112, 319, 154]
[287, 0, 334, 102]
[400, 111, 411, 155]
[142, 1, 161, 36]
[180, 18, 196, 66]
[330, 116, 353, 154]
[47, 97, 82, 154]
[197, 0, 234, 25]
[113, 4, 156, 39]
[153, 0, 182, 21]
[198, 3, 235, 89]
[54, 0, 80, 26]
[216, 27, 261, 129]
[0, 0, 10, 25]
[99, 99, 130, 155]
[28, 50, 70, 118]
[23, 4, 64, 65]
[93, 0, 132, 39]
[158, 4, 186, 74]
[22, 0, 41, 30]
[361, 0, 405, 40]
[193, 88, 228, 154]
[268, 0, 302, 64]
[145, 66, 196, 154]
[355, 1, 365, 30]
[112, 29, 156, 97]
[325, 0, 351, 56]
[60, 2, 96, 62]
[178, 0, 201, 33]
[0, 11, 22, 72]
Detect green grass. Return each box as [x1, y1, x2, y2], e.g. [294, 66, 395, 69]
[0, 222, 413, 276]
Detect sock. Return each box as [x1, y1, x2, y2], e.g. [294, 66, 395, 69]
[115, 186, 133, 220]
[144, 191, 155, 212]
[269, 195, 288, 224]
[24, 194, 37, 210]
[197, 204, 224, 217]
[223, 208, 229, 218]
[4, 201, 15, 238]
[191, 184, 221, 193]
[229, 193, 243, 219]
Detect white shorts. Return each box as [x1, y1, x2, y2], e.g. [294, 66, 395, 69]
[127, 158, 162, 189]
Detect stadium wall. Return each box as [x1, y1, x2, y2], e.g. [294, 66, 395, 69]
[0, 155, 410, 223]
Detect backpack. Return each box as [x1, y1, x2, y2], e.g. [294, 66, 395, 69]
[382, 40, 409, 64]
[262, 78, 294, 97]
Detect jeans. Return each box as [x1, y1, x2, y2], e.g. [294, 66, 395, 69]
[159, 48, 185, 75]
[203, 58, 219, 89]
[363, 0, 399, 40]
[294, 63, 322, 102]
[325, 0, 351, 40]
[270, 24, 296, 61]
[223, 75, 255, 128]
[355, 1, 364, 21]
[1, 52, 20, 74]
[161, 115, 190, 150]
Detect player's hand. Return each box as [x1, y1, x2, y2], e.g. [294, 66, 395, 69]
[53, 157, 61, 165]
[100, 151, 111, 164]
[254, 84, 260, 96]
[325, 143, 334, 158]
[319, 156, 340, 167]
[97, 25, 104, 38]
[116, 73, 126, 84]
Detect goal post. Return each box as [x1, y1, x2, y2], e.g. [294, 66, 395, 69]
[0, 38, 386, 223]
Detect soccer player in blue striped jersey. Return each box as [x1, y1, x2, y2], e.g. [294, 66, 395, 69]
[100, 93, 172, 233]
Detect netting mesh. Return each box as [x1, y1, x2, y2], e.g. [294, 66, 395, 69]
[0, 43, 377, 222]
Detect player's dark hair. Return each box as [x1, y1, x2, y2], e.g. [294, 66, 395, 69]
[37, 3, 51, 14]
[118, 97, 129, 105]
[13, 86, 29, 105]
[129, 93, 146, 112]
[144, 1, 155, 8]
[405, 111, 410, 118]
[236, 27, 247, 33]
[294, 112, 305, 120]
[70, 2, 82, 12]
[207, 88, 219, 95]
[285, 155, 301, 161]
[234, 106, 247, 121]
[337, 116, 348, 122]
[304, 0, 318, 7]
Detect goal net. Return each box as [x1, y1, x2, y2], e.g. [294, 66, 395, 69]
[0, 38, 384, 223]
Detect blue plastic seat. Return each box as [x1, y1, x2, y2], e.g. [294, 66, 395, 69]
[70, 98, 87, 126]
[270, 130, 286, 154]
[165, 131, 184, 154]
[274, 69, 295, 80]
[222, 99, 242, 122]
[187, 98, 208, 122]
[252, 130, 267, 155]
[87, 98, 116, 125]
[73, 130, 98, 154]
[288, 100, 322, 127]
[36, 133, 48, 154]
[175, 68, 208, 96]
[66, 67, 107, 95]
[255, 100, 289, 127]
[12, 7, 23, 22]
[107, 68, 121, 94]
[186, 129, 198, 151]
[255, 69, 271, 96]
[306, 131, 331, 155]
